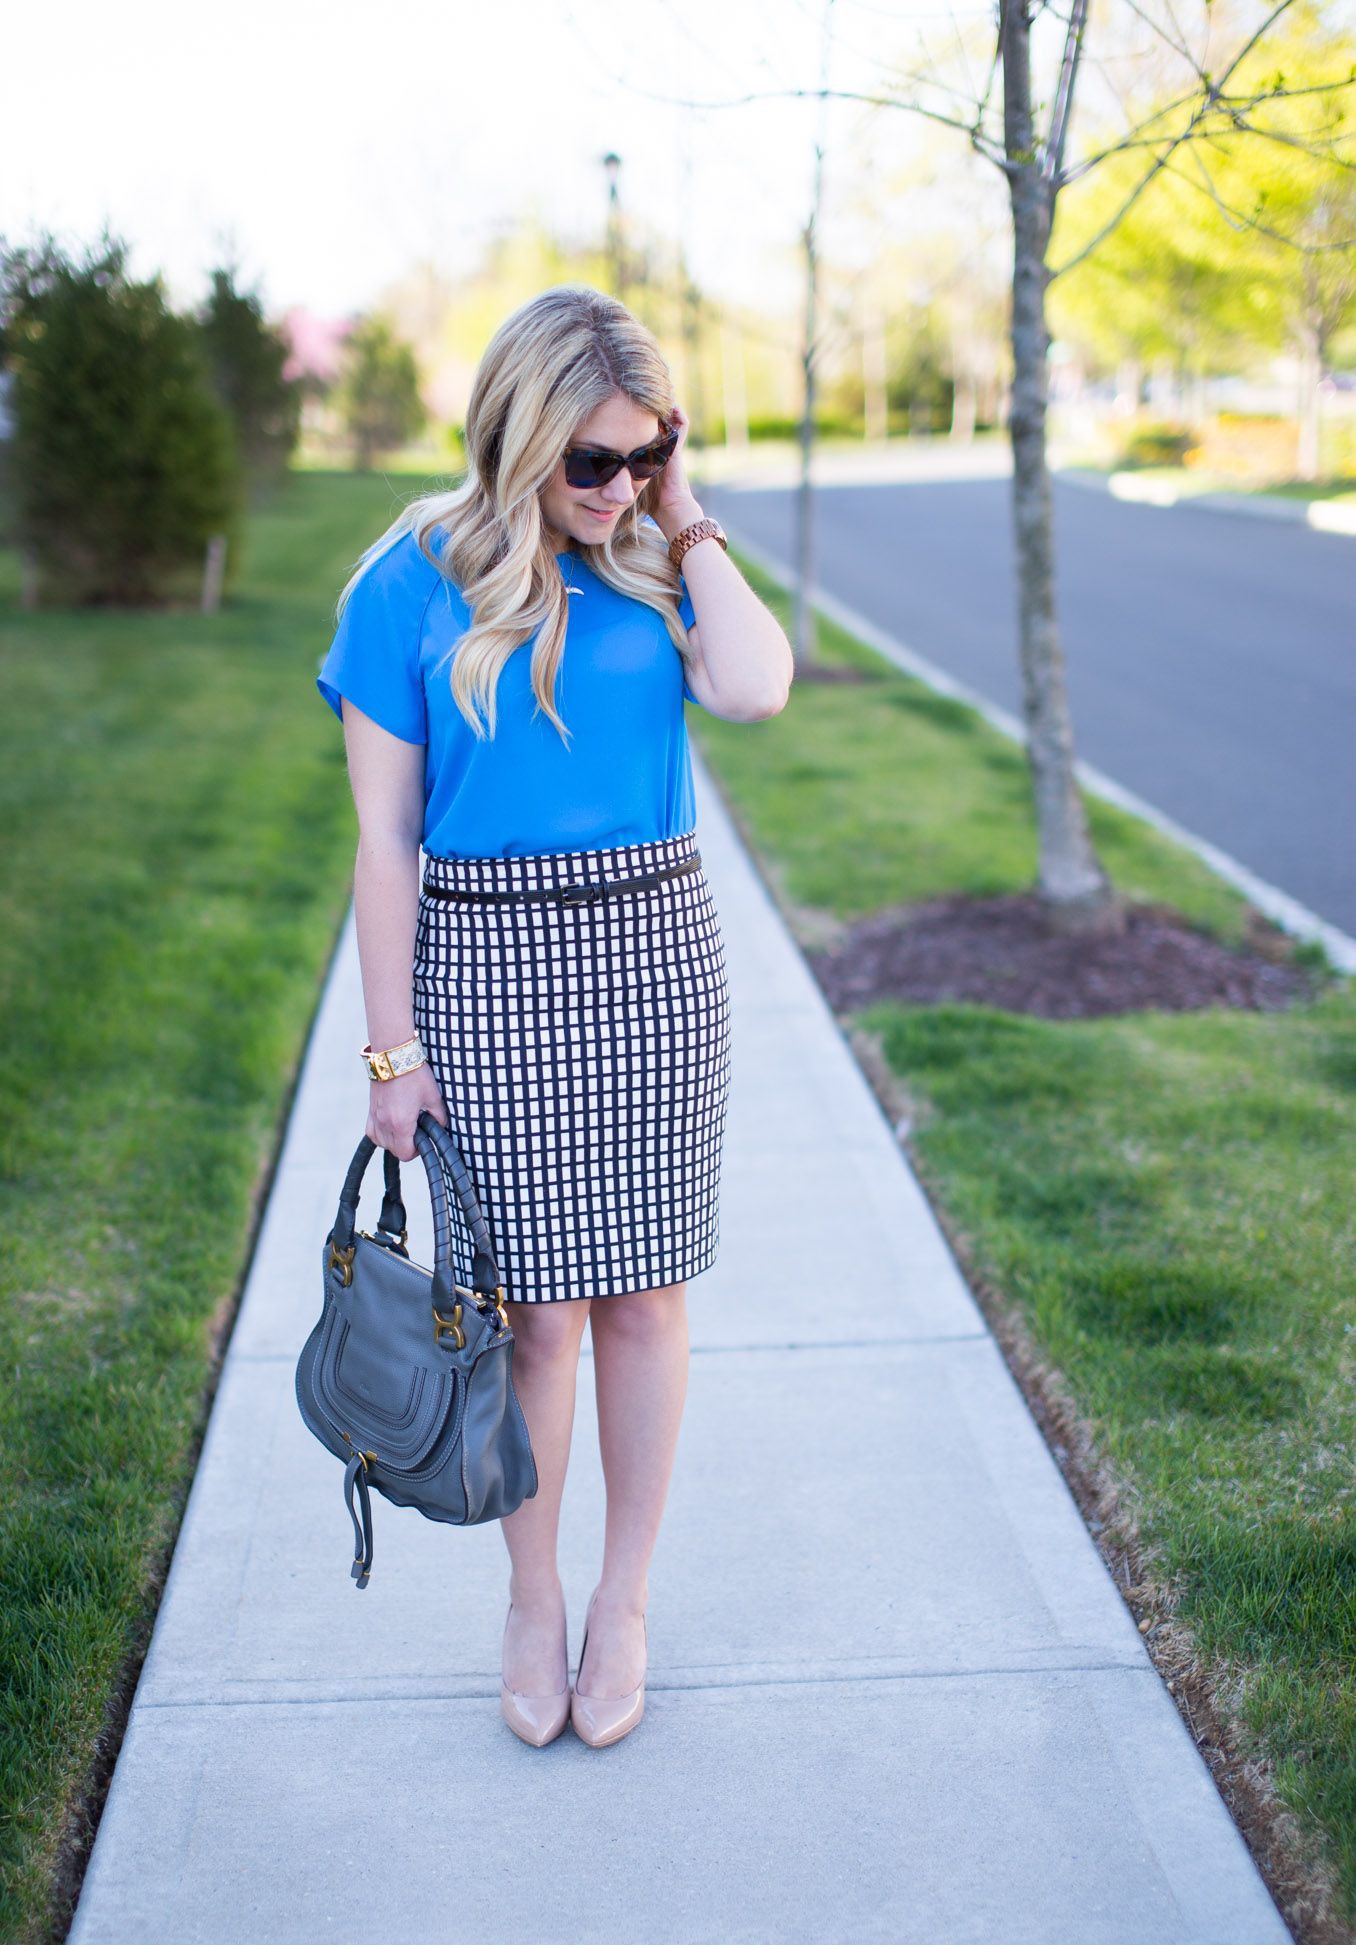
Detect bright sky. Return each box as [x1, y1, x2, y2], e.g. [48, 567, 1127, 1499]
[2, 0, 1001, 322]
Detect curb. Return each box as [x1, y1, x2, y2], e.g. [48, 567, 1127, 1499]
[1053, 465, 1356, 536]
[719, 524, 1356, 978]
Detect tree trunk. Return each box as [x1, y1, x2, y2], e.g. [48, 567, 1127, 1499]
[681, 270, 707, 452]
[793, 4, 834, 674]
[863, 299, 889, 443]
[1296, 322, 1322, 482]
[720, 322, 749, 452]
[1188, 366, 1208, 430]
[951, 373, 977, 442]
[793, 215, 818, 673]
[1002, 0, 1115, 925]
[949, 309, 976, 441]
[1115, 357, 1142, 416]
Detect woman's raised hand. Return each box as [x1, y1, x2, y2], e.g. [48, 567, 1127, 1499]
[655, 401, 698, 519]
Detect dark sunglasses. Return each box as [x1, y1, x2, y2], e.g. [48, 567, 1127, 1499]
[562, 424, 680, 490]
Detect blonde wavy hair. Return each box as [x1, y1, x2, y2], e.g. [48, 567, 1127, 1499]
[333, 284, 696, 746]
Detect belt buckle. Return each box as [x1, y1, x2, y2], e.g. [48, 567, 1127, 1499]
[558, 880, 605, 905]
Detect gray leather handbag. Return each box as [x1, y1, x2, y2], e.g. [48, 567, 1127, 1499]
[295, 1109, 538, 1588]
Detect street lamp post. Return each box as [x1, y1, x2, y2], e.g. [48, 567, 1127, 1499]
[602, 151, 625, 304]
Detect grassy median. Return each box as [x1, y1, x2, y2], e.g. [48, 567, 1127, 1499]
[0, 470, 406, 1941]
[689, 566, 1355, 1938]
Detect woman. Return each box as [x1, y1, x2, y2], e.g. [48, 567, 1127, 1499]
[315, 285, 793, 1749]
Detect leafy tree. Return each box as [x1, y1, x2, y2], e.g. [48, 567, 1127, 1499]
[715, 0, 1356, 927]
[1050, 158, 1268, 383]
[1052, 4, 1356, 472]
[1195, 6, 1356, 473]
[0, 229, 241, 605]
[890, 310, 957, 433]
[334, 315, 426, 470]
[198, 262, 302, 481]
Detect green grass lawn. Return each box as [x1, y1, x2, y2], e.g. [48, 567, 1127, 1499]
[0, 470, 414, 1942]
[689, 577, 1356, 1935]
[4, 469, 1352, 1938]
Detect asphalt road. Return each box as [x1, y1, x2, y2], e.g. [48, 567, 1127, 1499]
[704, 475, 1356, 940]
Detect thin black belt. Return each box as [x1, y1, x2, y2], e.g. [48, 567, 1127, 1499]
[421, 853, 702, 905]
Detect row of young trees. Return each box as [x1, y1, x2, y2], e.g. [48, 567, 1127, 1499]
[765, 0, 1356, 931]
[0, 231, 427, 606]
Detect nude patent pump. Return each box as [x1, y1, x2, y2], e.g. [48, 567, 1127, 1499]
[500, 1601, 571, 1747]
[569, 1588, 647, 1748]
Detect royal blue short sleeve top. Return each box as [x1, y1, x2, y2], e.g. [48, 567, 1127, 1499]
[315, 520, 701, 859]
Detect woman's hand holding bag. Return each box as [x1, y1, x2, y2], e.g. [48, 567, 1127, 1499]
[366, 1060, 449, 1162]
[295, 1108, 538, 1588]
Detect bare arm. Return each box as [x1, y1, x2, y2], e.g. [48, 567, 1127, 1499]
[341, 698, 449, 1161]
[658, 498, 794, 721]
[648, 404, 793, 720]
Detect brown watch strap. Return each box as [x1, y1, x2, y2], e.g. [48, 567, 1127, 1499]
[668, 518, 727, 569]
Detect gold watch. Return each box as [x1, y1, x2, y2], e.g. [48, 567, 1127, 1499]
[360, 1034, 427, 1082]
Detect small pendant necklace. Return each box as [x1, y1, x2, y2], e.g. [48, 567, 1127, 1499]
[561, 552, 583, 597]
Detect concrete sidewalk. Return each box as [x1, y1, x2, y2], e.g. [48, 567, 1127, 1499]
[70, 750, 1289, 1945]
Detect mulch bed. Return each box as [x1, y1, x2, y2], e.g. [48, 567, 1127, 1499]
[803, 891, 1322, 1020]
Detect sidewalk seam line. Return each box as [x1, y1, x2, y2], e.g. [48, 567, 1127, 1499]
[231, 1331, 991, 1365]
[136, 1661, 1159, 1709]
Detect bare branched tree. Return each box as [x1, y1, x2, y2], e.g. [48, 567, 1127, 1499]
[793, 0, 838, 668]
[655, 0, 1356, 928]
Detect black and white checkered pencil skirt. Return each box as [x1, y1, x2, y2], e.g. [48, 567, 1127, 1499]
[412, 829, 732, 1303]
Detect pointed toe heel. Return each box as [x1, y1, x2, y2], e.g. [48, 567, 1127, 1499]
[569, 1598, 647, 1749]
[569, 1680, 645, 1748]
[500, 1680, 571, 1746]
[500, 1601, 570, 1747]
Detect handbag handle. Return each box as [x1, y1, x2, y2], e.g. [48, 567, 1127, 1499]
[329, 1109, 504, 1323]
[374, 1148, 409, 1250]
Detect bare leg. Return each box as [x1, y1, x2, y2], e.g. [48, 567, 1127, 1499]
[499, 1296, 591, 1692]
[580, 1280, 690, 1696]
